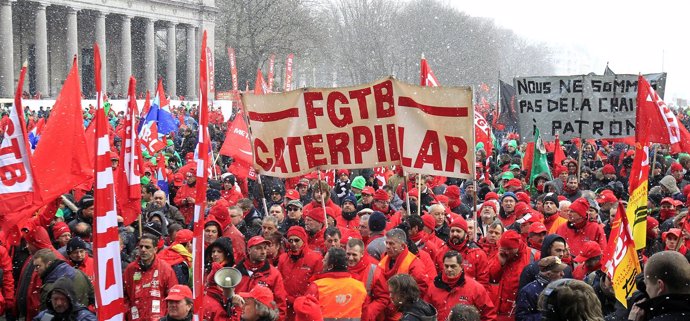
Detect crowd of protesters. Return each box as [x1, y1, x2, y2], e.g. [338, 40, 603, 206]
[1, 102, 690, 321]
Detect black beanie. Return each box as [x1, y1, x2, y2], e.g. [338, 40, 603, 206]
[66, 237, 88, 253]
[368, 211, 387, 233]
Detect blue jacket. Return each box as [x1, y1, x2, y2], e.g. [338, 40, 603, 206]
[515, 274, 549, 321]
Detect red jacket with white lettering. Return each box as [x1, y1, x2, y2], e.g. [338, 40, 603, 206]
[426, 273, 497, 321]
[436, 240, 489, 286]
[234, 259, 288, 320]
[123, 257, 179, 321]
[348, 255, 390, 321]
[555, 221, 607, 258]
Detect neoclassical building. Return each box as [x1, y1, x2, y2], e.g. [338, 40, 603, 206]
[0, 0, 217, 99]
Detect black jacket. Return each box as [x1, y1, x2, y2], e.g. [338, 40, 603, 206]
[400, 299, 437, 321]
[518, 234, 572, 289]
[638, 294, 690, 321]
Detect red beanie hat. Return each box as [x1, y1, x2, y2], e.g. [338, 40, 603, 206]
[569, 197, 590, 217]
[515, 192, 531, 204]
[479, 201, 498, 214]
[504, 179, 522, 188]
[305, 208, 326, 224]
[602, 164, 616, 175]
[513, 202, 532, 218]
[499, 230, 522, 249]
[444, 185, 461, 199]
[294, 295, 323, 321]
[422, 214, 436, 230]
[374, 189, 389, 201]
[209, 200, 230, 228]
[485, 192, 499, 201]
[52, 222, 70, 238]
[287, 226, 308, 243]
[174, 229, 194, 244]
[435, 195, 449, 205]
[646, 216, 660, 239]
[671, 162, 684, 172]
[450, 217, 468, 232]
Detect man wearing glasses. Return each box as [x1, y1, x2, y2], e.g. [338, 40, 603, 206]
[278, 226, 323, 321]
[280, 200, 305, 234]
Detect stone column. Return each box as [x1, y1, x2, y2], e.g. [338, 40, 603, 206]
[95, 10, 106, 92]
[186, 25, 196, 100]
[120, 15, 132, 95]
[66, 7, 79, 68]
[144, 17, 155, 93]
[166, 22, 177, 98]
[34, 2, 49, 97]
[0, 0, 14, 97]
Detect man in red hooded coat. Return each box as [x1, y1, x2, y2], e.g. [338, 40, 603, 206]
[488, 230, 531, 321]
[435, 217, 489, 285]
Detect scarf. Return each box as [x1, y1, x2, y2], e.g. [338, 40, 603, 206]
[660, 209, 677, 222]
[170, 243, 193, 264]
[441, 270, 465, 288]
[382, 248, 411, 279]
[243, 259, 264, 272]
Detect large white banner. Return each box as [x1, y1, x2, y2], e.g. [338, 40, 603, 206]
[242, 77, 475, 178]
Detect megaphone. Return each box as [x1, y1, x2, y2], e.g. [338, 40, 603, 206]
[214, 267, 242, 297]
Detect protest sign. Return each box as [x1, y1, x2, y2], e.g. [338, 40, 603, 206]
[242, 77, 474, 179]
[515, 74, 639, 141]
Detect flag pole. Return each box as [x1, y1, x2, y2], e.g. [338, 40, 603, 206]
[650, 144, 659, 176]
[402, 170, 411, 215]
[317, 170, 328, 228]
[577, 136, 583, 182]
[417, 174, 422, 216]
[471, 88, 478, 242]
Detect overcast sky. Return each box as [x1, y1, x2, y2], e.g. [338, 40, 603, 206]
[448, 0, 689, 103]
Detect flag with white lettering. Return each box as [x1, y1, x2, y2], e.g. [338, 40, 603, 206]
[636, 75, 690, 153]
[117, 77, 143, 226]
[285, 54, 294, 91]
[602, 201, 642, 307]
[93, 43, 126, 321]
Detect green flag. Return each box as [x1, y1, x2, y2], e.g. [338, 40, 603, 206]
[530, 127, 552, 189]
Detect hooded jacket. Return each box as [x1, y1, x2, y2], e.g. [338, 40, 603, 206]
[204, 237, 235, 275]
[425, 272, 497, 321]
[518, 234, 573, 289]
[400, 299, 437, 321]
[488, 239, 531, 318]
[39, 260, 94, 311]
[234, 259, 288, 320]
[34, 277, 97, 321]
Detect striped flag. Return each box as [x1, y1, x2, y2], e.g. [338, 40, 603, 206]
[267, 53, 275, 91]
[117, 76, 143, 226]
[93, 43, 126, 321]
[602, 201, 642, 307]
[420, 57, 439, 87]
[191, 30, 210, 321]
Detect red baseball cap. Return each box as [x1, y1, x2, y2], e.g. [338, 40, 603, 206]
[285, 189, 300, 200]
[165, 284, 193, 301]
[362, 186, 375, 195]
[528, 222, 547, 234]
[660, 197, 675, 206]
[239, 285, 274, 308]
[173, 173, 184, 187]
[174, 229, 193, 244]
[596, 190, 618, 204]
[573, 241, 602, 263]
[247, 236, 271, 249]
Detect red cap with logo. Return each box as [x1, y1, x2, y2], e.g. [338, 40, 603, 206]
[573, 241, 602, 263]
[239, 285, 275, 308]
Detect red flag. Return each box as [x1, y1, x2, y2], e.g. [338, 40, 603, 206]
[93, 43, 126, 321]
[636, 75, 690, 153]
[141, 90, 151, 118]
[31, 56, 93, 209]
[420, 57, 439, 87]
[523, 142, 535, 179]
[553, 134, 566, 168]
[219, 111, 253, 166]
[254, 69, 268, 95]
[227, 48, 239, 92]
[157, 79, 170, 111]
[267, 54, 275, 92]
[192, 30, 210, 321]
[0, 64, 36, 214]
[117, 76, 143, 226]
[285, 53, 294, 91]
[474, 112, 493, 157]
[139, 121, 166, 154]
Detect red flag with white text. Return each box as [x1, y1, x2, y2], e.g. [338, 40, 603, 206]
[93, 43, 126, 321]
[0, 64, 36, 214]
[228, 48, 239, 92]
[219, 111, 253, 166]
[268, 54, 275, 92]
[636, 75, 690, 153]
[285, 54, 294, 91]
[117, 77, 143, 226]
[192, 30, 210, 321]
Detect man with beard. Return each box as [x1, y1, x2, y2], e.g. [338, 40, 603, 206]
[435, 217, 489, 286]
[145, 190, 186, 227]
[378, 228, 430, 296]
[488, 231, 531, 321]
[518, 234, 572, 288]
[337, 195, 360, 232]
[234, 236, 288, 319]
[541, 193, 567, 234]
[277, 226, 323, 321]
[346, 238, 390, 321]
[280, 200, 305, 233]
[304, 208, 327, 254]
[515, 256, 567, 321]
[426, 251, 496, 321]
[34, 278, 96, 321]
[372, 189, 395, 217]
[173, 168, 198, 226]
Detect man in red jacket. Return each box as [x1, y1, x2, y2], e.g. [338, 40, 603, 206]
[426, 250, 497, 321]
[124, 234, 179, 321]
[277, 226, 323, 321]
[346, 238, 390, 321]
[378, 228, 430, 296]
[304, 208, 327, 254]
[436, 217, 489, 285]
[488, 230, 531, 321]
[303, 181, 342, 219]
[555, 197, 607, 257]
[173, 168, 197, 225]
[234, 236, 287, 320]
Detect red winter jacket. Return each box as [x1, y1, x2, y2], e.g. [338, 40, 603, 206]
[174, 183, 197, 225]
[436, 240, 489, 286]
[307, 228, 326, 254]
[203, 290, 240, 321]
[426, 274, 497, 321]
[67, 255, 95, 285]
[123, 258, 179, 321]
[348, 255, 390, 321]
[277, 248, 323, 321]
[220, 188, 243, 206]
[234, 260, 288, 320]
[555, 221, 607, 258]
[488, 243, 531, 320]
[379, 248, 430, 296]
[0, 245, 14, 316]
[222, 224, 247, 264]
